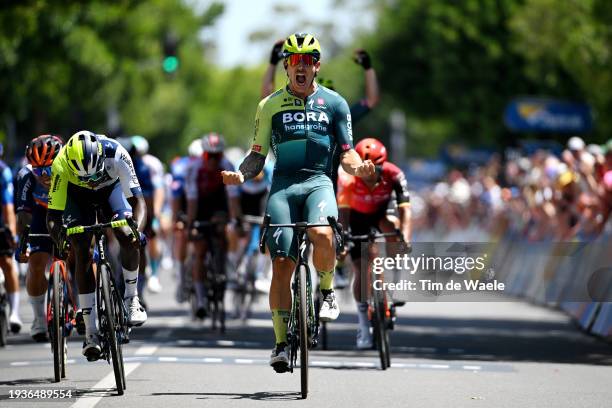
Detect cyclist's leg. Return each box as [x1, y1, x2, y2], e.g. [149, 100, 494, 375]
[378, 214, 400, 306]
[26, 206, 52, 340]
[303, 176, 338, 290]
[303, 176, 340, 321]
[0, 225, 21, 332]
[144, 197, 162, 293]
[266, 180, 297, 362]
[65, 186, 99, 357]
[191, 238, 208, 316]
[102, 183, 146, 326]
[348, 210, 380, 348]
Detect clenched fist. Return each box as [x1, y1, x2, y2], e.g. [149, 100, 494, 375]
[221, 170, 244, 185]
[355, 160, 376, 178]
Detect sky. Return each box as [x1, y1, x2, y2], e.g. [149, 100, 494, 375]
[195, 0, 376, 67]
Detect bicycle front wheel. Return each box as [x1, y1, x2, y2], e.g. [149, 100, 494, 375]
[373, 290, 390, 370]
[51, 265, 64, 382]
[298, 264, 309, 399]
[100, 264, 125, 395]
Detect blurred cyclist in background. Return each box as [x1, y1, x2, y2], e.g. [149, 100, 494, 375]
[337, 138, 411, 349]
[14, 135, 65, 341]
[129, 135, 165, 296]
[185, 133, 240, 318]
[0, 142, 21, 334]
[171, 138, 203, 303]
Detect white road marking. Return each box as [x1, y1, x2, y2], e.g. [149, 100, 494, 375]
[203, 357, 223, 363]
[70, 363, 139, 408]
[69, 330, 163, 408]
[463, 365, 482, 370]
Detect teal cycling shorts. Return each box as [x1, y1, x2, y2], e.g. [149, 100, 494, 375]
[265, 173, 338, 260]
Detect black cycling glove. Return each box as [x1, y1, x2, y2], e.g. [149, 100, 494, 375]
[354, 49, 372, 70]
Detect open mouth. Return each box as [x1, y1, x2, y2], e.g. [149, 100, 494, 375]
[296, 74, 306, 86]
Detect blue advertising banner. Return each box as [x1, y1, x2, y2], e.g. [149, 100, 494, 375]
[504, 98, 592, 133]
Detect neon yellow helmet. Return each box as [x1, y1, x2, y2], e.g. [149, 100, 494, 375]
[65, 130, 106, 181]
[282, 33, 321, 59]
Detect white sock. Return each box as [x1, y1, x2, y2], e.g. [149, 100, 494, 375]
[356, 302, 369, 331]
[8, 292, 19, 316]
[123, 268, 139, 299]
[29, 294, 46, 321]
[78, 292, 97, 335]
[194, 281, 206, 306]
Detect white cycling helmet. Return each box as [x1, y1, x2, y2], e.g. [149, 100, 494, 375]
[131, 135, 149, 155]
[188, 138, 203, 157]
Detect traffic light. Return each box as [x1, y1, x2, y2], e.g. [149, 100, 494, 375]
[163, 33, 179, 74]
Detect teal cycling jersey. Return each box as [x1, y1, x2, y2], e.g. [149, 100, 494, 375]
[251, 84, 354, 178]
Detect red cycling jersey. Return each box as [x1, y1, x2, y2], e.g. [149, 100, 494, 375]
[337, 161, 410, 214]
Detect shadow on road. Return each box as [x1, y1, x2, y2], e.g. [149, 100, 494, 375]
[150, 391, 301, 401]
[131, 308, 612, 366]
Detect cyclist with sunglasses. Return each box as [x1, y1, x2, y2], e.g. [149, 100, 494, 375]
[14, 135, 65, 341]
[336, 138, 412, 349]
[185, 133, 240, 318]
[46, 131, 147, 361]
[222, 33, 375, 372]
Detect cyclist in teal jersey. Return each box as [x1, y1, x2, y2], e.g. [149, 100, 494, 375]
[222, 33, 375, 372]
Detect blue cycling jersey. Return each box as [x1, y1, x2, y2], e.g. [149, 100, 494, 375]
[134, 157, 153, 198]
[0, 160, 14, 224]
[170, 156, 191, 199]
[14, 165, 49, 211]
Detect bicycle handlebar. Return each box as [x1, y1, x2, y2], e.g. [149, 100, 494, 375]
[66, 219, 134, 236]
[258, 215, 344, 254]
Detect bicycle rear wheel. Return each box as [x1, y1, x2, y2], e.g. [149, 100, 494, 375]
[298, 264, 309, 399]
[51, 265, 64, 382]
[111, 279, 127, 390]
[100, 264, 125, 395]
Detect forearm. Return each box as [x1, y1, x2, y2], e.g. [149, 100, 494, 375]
[16, 211, 32, 236]
[229, 196, 241, 220]
[128, 196, 147, 232]
[261, 64, 277, 98]
[46, 209, 64, 245]
[3, 204, 16, 236]
[238, 151, 266, 180]
[340, 150, 364, 176]
[399, 205, 412, 242]
[186, 199, 197, 225]
[153, 188, 165, 218]
[364, 68, 380, 108]
[338, 208, 350, 233]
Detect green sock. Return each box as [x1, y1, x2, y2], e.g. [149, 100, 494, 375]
[318, 268, 335, 291]
[271, 309, 290, 344]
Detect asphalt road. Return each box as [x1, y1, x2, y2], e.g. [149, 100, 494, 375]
[1, 263, 611, 408]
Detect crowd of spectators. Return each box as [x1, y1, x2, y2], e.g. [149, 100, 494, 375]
[412, 136, 612, 242]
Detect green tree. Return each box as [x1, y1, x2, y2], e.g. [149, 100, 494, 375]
[367, 0, 585, 154]
[0, 1, 224, 160]
[510, 0, 612, 140]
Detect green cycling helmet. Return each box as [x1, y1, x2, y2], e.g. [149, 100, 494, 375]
[282, 33, 321, 59]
